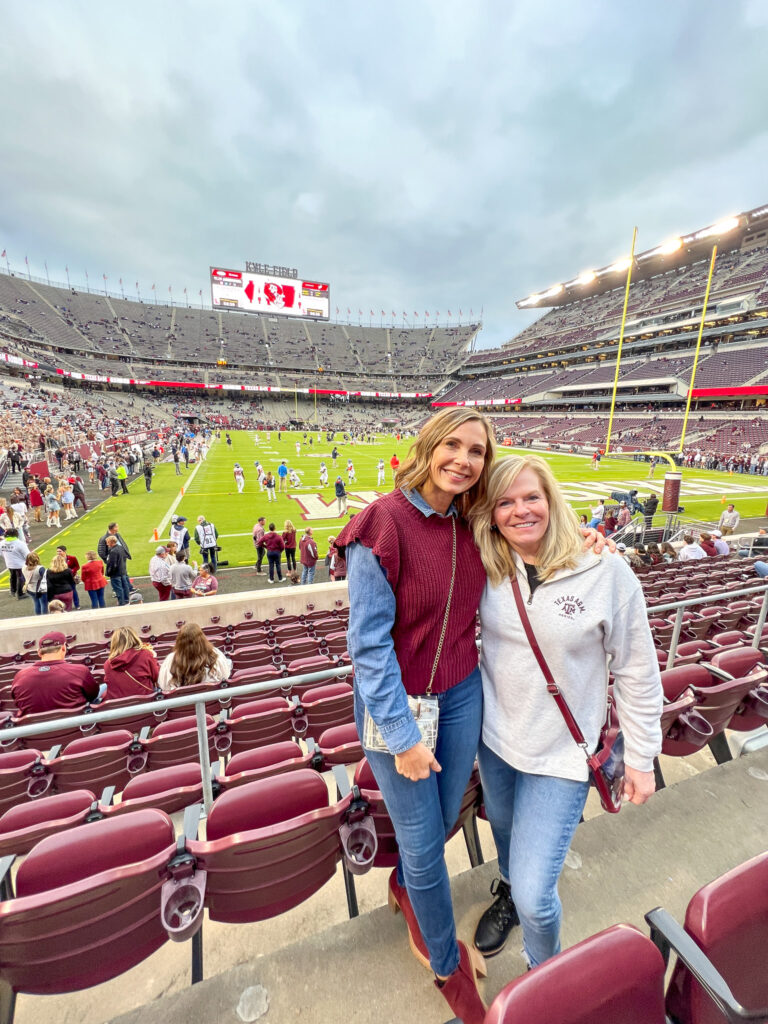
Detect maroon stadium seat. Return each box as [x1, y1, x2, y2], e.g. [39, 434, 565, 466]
[227, 697, 295, 755]
[44, 730, 135, 794]
[0, 789, 96, 857]
[217, 741, 312, 793]
[316, 723, 363, 768]
[709, 646, 768, 731]
[0, 750, 46, 816]
[484, 924, 666, 1024]
[296, 682, 354, 737]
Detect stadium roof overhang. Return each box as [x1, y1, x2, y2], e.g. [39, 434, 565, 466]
[515, 203, 768, 311]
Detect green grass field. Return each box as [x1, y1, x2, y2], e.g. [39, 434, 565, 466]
[24, 431, 768, 577]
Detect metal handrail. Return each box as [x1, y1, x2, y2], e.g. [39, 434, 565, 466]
[1, 665, 352, 812]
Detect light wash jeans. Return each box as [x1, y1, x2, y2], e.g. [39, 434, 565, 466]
[478, 738, 589, 968]
[355, 667, 483, 976]
[300, 565, 316, 585]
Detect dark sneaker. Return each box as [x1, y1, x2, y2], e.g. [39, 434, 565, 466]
[473, 878, 519, 957]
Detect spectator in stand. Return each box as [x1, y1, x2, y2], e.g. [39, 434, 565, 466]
[149, 544, 173, 600]
[678, 534, 706, 561]
[56, 545, 81, 609]
[263, 522, 285, 583]
[616, 500, 632, 530]
[299, 527, 318, 585]
[105, 536, 131, 606]
[12, 631, 100, 715]
[718, 503, 740, 536]
[754, 560, 768, 579]
[171, 552, 196, 599]
[739, 528, 768, 558]
[603, 508, 618, 537]
[660, 541, 678, 562]
[589, 499, 605, 529]
[28, 481, 44, 523]
[328, 535, 347, 581]
[252, 516, 267, 574]
[192, 562, 219, 596]
[81, 550, 108, 608]
[646, 542, 663, 565]
[0, 528, 29, 601]
[24, 551, 48, 615]
[711, 530, 731, 555]
[282, 519, 297, 572]
[643, 492, 659, 529]
[699, 532, 718, 557]
[157, 623, 232, 692]
[103, 627, 159, 699]
[335, 476, 348, 516]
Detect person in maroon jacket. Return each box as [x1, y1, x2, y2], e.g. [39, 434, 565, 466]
[263, 522, 285, 583]
[12, 631, 100, 715]
[27, 481, 44, 523]
[103, 627, 160, 700]
[299, 528, 318, 585]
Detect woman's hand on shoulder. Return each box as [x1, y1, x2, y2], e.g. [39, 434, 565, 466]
[579, 528, 616, 555]
[623, 766, 655, 805]
[394, 742, 441, 781]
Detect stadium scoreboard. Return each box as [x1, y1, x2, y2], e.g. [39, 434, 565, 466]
[210, 266, 330, 320]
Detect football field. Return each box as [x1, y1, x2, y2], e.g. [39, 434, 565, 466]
[20, 431, 768, 580]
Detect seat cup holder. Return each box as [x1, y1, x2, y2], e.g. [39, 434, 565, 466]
[292, 713, 309, 736]
[340, 816, 377, 875]
[161, 870, 206, 942]
[745, 686, 768, 718]
[127, 749, 149, 774]
[676, 710, 714, 744]
[213, 728, 232, 753]
[26, 771, 54, 798]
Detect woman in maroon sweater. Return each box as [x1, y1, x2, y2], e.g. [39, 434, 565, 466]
[336, 409, 494, 1023]
[263, 523, 285, 582]
[103, 626, 159, 699]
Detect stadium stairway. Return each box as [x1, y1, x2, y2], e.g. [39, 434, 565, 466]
[15, 746, 765, 1024]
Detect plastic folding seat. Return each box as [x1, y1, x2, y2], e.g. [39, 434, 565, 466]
[0, 750, 46, 817]
[161, 683, 232, 720]
[660, 664, 759, 741]
[229, 644, 281, 670]
[678, 613, 715, 642]
[227, 697, 295, 756]
[0, 809, 180, 1006]
[709, 630, 749, 653]
[659, 693, 713, 760]
[271, 623, 308, 642]
[223, 666, 285, 707]
[0, 789, 97, 857]
[673, 641, 716, 666]
[647, 850, 768, 1024]
[0, 707, 100, 756]
[293, 683, 354, 738]
[307, 616, 340, 638]
[114, 763, 204, 816]
[96, 693, 167, 734]
[44, 730, 136, 794]
[315, 723, 363, 768]
[140, 714, 230, 772]
[709, 647, 768, 732]
[485, 923, 666, 1024]
[322, 631, 349, 659]
[648, 618, 674, 645]
[215, 741, 312, 794]
[185, 770, 371, 926]
[655, 650, 669, 669]
[279, 637, 322, 660]
[709, 604, 748, 631]
[725, 600, 758, 627]
[0, 687, 17, 715]
[284, 655, 341, 696]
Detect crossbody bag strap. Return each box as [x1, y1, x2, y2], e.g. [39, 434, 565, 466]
[426, 515, 457, 696]
[509, 572, 587, 749]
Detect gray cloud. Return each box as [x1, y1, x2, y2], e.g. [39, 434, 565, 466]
[0, 0, 767, 348]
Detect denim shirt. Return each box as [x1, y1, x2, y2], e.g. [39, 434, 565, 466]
[346, 488, 458, 754]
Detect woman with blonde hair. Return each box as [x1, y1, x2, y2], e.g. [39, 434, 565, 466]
[44, 485, 60, 528]
[157, 623, 231, 693]
[334, 407, 497, 1022]
[46, 552, 76, 610]
[103, 626, 159, 700]
[467, 454, 662, 969]
[282, 519, 297, 572]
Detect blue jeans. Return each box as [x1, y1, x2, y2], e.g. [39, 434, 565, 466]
[478, 738, 589, 968]
[88, 587, 106, 609]
[267, 551, 282, 581]
[32, 593, 48, 615]
[110, 576, 131, 605]
[71, 584, 80, 609]
[355, 667, 483, 976]
[300, 565, 315, 585]
[755, 561, 768, 578]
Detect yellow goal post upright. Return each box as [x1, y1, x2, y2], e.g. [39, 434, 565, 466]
[604, 226, 638, 457]
[678, 244, 718, 453]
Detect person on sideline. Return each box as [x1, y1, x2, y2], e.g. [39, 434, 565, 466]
[192, 562, 219, 596]
[282, 520, 297, 572]
[24, 551, 48, 615]
[299, 527, 318, 585]
[718, 503, 740, 536]
[103, 627, 160, 699]
[194, 515, 219, 573]
[468, 455, 662, 970]
[150, 545, 173, 601]
[265, 471, 277, 501]
[104, 536, 131, 606]
[171, 552, 197, 599]
[81, 550, 108, 609]
[158, 623, 232, 692]
[263, 522, 286, 582]
[46, 553, 77, 611]
[0, 528, 30, 601]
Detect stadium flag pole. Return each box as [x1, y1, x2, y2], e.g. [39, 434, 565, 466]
[604, 226, 638, 455]
[679, 244, 718, 453]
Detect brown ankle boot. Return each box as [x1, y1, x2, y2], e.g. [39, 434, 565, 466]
[435, 941, 487, 1024]
[388, 870, 431, 969]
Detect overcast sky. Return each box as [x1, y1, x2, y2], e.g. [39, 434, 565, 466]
[1, 0, 767, 350]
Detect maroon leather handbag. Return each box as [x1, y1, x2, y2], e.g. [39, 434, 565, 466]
[509, 574, 624, 813]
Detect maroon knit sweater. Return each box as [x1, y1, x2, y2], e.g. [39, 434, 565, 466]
[336, 489, 486, 695]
